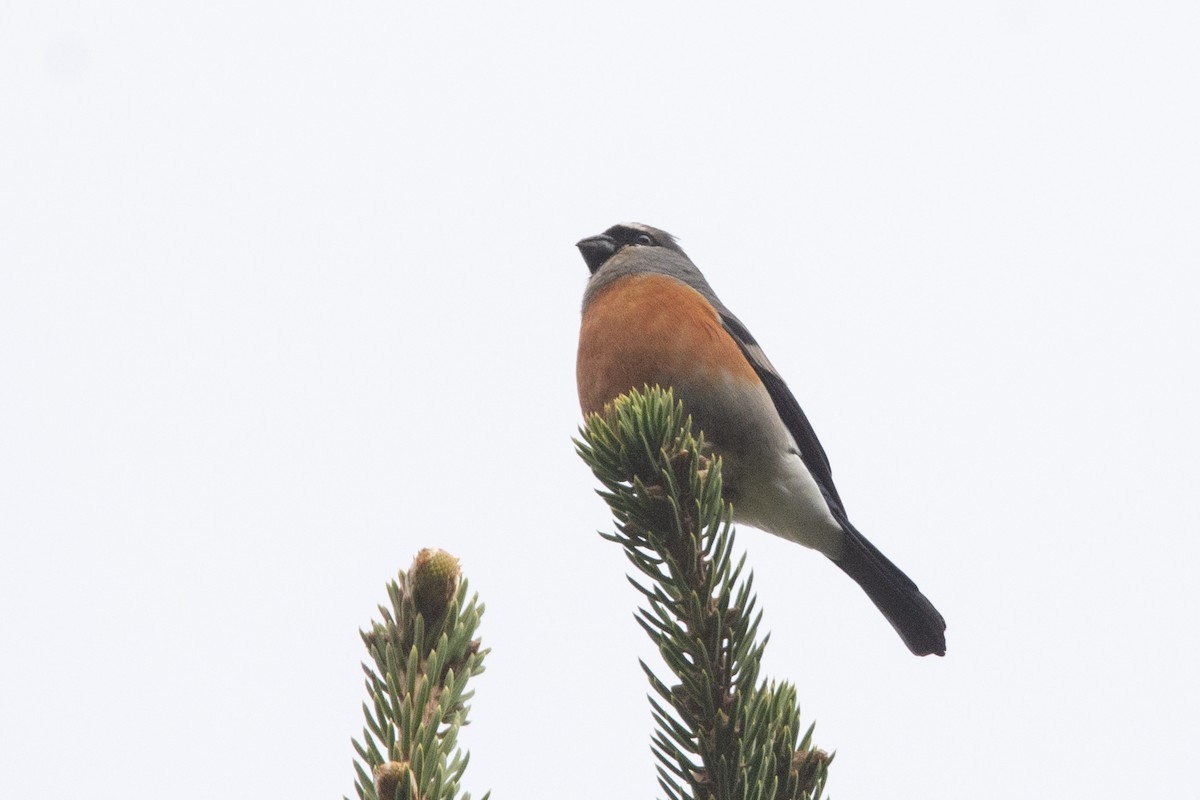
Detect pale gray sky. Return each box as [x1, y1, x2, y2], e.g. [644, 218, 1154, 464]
[2, 2, 1198, 798]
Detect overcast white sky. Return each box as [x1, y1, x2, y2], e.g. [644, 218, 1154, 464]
[2, 2, 1198, 798]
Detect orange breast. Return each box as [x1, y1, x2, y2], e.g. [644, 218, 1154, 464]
[577, 273, 759, 415]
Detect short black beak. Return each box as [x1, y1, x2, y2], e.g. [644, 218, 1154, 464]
[576, 234, 617, 274]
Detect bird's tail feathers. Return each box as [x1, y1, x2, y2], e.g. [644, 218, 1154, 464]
[831, 522, 947, 657]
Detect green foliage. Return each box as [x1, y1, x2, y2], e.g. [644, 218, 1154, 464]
[576, 386, 832, 800]
[350, 551, 489, 800]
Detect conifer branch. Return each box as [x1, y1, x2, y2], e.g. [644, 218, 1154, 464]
[576, 387, 832, 800]
[349, 549, 489, 800]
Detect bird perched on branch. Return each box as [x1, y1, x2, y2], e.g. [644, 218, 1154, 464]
[575, 222, 946, 656]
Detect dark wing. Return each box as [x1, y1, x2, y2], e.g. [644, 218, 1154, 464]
[719, 312, 846, 515]
[722, 308, 946, 656]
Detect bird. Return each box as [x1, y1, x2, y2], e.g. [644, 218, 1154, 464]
[575, 222, 947, 656]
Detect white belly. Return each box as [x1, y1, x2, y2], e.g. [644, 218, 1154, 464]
[729, 450, 845, 559]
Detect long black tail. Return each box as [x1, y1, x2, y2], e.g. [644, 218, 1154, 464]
[830, 522, 946, 656]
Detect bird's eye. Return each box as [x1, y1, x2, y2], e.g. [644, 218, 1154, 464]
[635, 234, 654, 246]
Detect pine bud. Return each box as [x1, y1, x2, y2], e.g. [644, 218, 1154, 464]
[409, 548, 461, 621]
[793, 747, 831, 794]
[373, 760, 412, 800]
